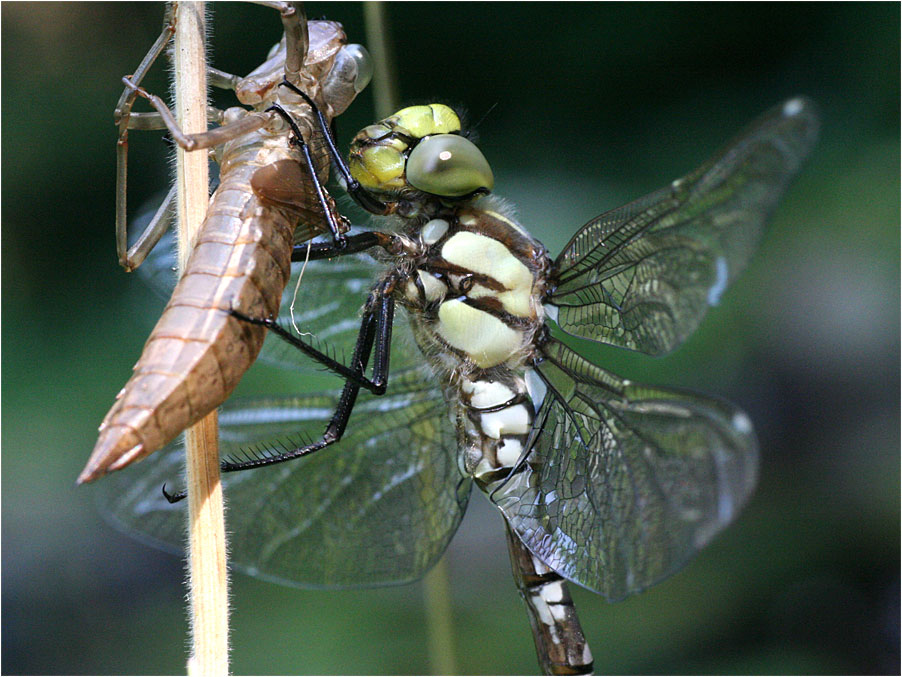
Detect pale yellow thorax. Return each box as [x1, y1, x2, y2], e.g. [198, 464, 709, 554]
[441, 231, 534, 317]
[437, 300, 522, 369]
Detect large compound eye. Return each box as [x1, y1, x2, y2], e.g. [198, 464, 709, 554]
[406, 134, 494, 197]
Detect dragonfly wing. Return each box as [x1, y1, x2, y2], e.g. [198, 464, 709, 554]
[98, 365, 470, 588]
[264, 247, 391, 370]
[490, 339, 758, 600]
[137, 226, 180, 303]
[547, 97, 819, 355]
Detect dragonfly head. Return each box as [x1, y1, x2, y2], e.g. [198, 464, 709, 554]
[349, 104, 495, 203]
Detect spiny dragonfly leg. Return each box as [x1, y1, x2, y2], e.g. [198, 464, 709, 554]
[279, 81, 392, 215]
[229, 281, 393, 395]
[164, 283, 395, 503]
[221, 283, 394, 473]
[291, 231, 394, 261]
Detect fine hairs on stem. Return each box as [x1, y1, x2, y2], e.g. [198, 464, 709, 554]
[171, 2, 230, 674]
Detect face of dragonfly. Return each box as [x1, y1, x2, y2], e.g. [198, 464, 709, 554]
[348, 104, 495, 205]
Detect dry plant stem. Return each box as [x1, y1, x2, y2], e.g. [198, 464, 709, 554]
[172, 2, 230, 674]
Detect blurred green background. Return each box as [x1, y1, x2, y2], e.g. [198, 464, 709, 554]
[2, 2, 898, 674]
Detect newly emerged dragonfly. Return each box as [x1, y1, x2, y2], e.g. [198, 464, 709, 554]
[100, 96, 818, 673]
[80, 3, 371, 483]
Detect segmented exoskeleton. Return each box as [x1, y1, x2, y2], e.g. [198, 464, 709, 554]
[79, 3, 371, 483]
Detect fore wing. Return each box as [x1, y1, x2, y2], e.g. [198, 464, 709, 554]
[98, 365, 470, 588]
[547, 97, 819, 355]
[491, 339, 758, 600]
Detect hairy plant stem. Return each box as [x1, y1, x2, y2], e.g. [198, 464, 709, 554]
[172, 2, 230, 674]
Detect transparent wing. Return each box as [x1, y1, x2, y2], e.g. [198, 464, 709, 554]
[547, 97, 819, 355]
[490, 339, 758, 600]
[98, 365, 471, 588]
[138, 229, 406, 371]
[135, 225, 181, 304]
[262, 245, 392, 370]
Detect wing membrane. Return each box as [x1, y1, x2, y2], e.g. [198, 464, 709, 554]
[547, 97, 819, 354]
[491, 339, 758, 600]
[99, 366, 470, 588]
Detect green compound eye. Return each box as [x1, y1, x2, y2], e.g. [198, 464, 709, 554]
[406, 134, 494, 197]
[392, 104, 461, 138]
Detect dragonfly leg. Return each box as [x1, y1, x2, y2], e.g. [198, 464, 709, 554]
[230, 279, 394, 395]
[277, 1, 307, 84]
[114, 12, 176, 270]
[207, 66, 241, 91]
[114, 6, 304, 271]
[121, 78, 274, 153]
[291, 231, 394, 261]
[116, 90, 268, 269]
[265, 102, 348, 245]
[221, 283, 394, 473]
[116, 103, 236, 272]
[112, 15, 251, 271]
[279, 81, 392, 215]
[120, 185, 176, 272]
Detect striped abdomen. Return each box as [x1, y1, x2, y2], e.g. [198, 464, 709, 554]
[506, 524, 595, 675]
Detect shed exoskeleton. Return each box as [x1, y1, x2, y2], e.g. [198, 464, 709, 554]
[79, 3, 371, 483]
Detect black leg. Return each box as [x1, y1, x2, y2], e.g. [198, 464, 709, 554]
[161, 290, 393, 502]
[230, 279, 393, 395]
[291, 230, 391, 262]
[367, 285, 394, 396]
[279, 81, 391, 215]
[265, 103, 347, 245]
[220, 284, 393, 472]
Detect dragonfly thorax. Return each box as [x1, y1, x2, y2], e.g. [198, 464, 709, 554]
[387, 205, 550, 485]
[394, 205, 549, 376]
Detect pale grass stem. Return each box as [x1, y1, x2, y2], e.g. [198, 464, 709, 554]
[172, 2, 230, 674]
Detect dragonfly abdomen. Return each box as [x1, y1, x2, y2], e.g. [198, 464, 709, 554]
[458, 374, 535, 481]
[505, 524, 595, 675]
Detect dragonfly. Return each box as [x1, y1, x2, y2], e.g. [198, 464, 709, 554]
[99, 95, 819, 674]
[80, 2, 372, 483]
